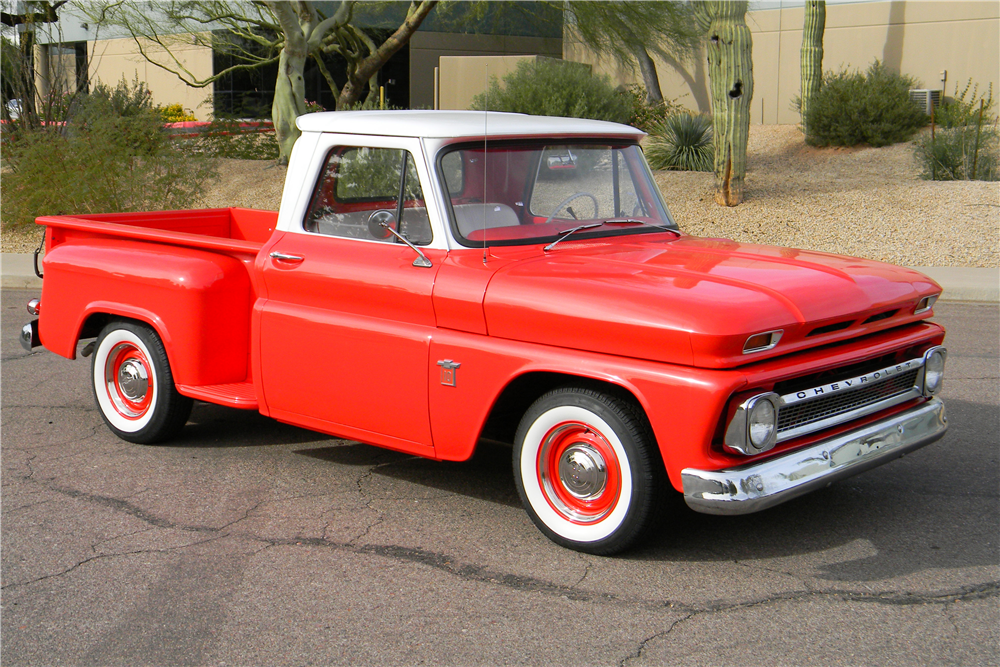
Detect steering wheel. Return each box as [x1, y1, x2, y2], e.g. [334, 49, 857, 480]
[543, 192, 599, 226]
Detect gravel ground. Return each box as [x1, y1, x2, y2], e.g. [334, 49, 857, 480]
[3, 125, 997, 266]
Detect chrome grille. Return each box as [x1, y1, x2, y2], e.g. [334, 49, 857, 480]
[772, 354, 928, 442]
[777, 368, 920, 435]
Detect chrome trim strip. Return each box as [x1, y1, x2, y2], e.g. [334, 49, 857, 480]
[743, 329, 783, 354]
[914, 294, 939, 314]
[780, 355, 925, 406]
[682, 398, 947, 516]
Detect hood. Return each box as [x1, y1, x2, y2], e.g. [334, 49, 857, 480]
[482, 236, 941, 368]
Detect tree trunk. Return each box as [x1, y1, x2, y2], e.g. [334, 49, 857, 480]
[633, 45, 663, 104]
[337, 1, 436, 109]
[800, 0, 825, 138]
[703, 1, 753, 207]
[272, 42, 308, 165]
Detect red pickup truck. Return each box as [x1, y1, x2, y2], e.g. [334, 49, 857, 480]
[21, 111, 948, 554]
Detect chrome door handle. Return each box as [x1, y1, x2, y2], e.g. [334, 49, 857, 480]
[269, 251, 304, 262]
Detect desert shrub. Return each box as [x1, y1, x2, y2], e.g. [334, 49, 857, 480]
[469, 58, 631, 124]
[804, 60, 928, 147]
[619, 84, 685, 132]
[934, 79, 995, 129]
[196, 117, 279, 160]
[914, 125, 998, 181]
[1, 77, 216, 231]
[644, 113, 714, 172]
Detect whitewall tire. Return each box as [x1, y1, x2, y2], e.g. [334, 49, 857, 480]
[91, 321, 192, 444]
[513, 386, 664, 555]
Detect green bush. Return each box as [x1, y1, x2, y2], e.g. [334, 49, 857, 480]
[644, 113, 714, 172]
[914, 126, 998, 181]
[469, 58, 631, 124]
[1, 77, 216, 231]
[196, 118, 279, 160]
[619, 84, 685, 132]
[934, 79, 995, 129]
[804, 61, 928, 147]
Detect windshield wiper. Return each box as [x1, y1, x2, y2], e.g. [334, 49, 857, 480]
[603, 218, 680, 234]
[543, 222, 605, 252]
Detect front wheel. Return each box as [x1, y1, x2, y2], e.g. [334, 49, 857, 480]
[91, 321, 192, 444]
[513, 387, 664, 555]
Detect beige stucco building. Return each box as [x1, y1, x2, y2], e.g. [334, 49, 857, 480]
[564, 0, 1000, 125]
[31, 1, 1000, 125]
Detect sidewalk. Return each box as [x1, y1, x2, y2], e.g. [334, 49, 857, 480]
[2, 252, 997, 302]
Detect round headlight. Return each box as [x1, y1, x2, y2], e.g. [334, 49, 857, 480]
[924, 348, 946, 395]
[748, 396, 778, 451]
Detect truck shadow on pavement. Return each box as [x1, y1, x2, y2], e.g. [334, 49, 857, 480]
[178, 397, 995, 582]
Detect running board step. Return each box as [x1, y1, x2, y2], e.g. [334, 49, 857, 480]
[177, 382, 258, 409]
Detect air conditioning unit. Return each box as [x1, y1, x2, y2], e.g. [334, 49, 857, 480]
[909, 89, 942, 116]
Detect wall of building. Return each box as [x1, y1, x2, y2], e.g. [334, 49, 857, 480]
[412, 32, 562, 110]
[565, 0, 1000, 125]
[88, 36, 214, 121]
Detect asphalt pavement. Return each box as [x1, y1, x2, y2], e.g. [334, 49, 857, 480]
[2, 286, 997, 666]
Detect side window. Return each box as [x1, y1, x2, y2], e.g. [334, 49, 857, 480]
[304, 147, 432, 245]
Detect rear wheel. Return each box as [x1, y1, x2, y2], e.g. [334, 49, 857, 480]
[513, 386, 663, 555]
[91, 321, 192, 444]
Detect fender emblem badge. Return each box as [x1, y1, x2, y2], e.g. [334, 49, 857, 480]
[437, 360, 461, 387]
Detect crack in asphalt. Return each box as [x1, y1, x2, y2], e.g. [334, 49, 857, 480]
[619, 615, 693, 667]
[2, 534, 230, 591]
[42, 483, 220, 533]
[347, 458, 419, 545]
[731, 556, 819, 594]
[572, 552, 592, 589]
[10, 469, 1000, 625]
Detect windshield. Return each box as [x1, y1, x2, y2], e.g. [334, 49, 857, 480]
[438, 142, 677, 247]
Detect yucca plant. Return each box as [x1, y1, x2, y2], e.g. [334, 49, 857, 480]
[645, 113, 714, 171]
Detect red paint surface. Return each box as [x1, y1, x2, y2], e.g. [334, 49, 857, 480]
[34, 207, 945, 486]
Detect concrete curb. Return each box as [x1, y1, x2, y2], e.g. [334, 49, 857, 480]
[3, 253, 998, 303]
[910, 266, 1000, 304]
[1, 254, 42, 290]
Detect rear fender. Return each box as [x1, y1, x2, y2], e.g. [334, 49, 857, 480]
[38, 240, 252, 387]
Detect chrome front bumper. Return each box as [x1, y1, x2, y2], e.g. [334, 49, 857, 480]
[682, 398, 947, 515]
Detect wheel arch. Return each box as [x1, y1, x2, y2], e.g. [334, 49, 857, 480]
[480, 370, 658, 453]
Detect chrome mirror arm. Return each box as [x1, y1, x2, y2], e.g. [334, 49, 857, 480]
[380, 221, 433, 268]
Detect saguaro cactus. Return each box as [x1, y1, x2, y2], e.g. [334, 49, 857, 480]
[697, 1, 754, 207]
[800, 0, 826, 138]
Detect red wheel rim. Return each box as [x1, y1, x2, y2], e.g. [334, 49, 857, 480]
[536, 422, 621, 524]
[104, 342, 154, 420]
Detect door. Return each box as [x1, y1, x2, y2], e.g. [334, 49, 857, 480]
[259, 144, 441, 455]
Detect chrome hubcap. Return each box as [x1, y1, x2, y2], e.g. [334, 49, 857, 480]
[117, 360, 149, 402]
[104, 341, 154, 420]
[558, 444, 607, 500]
[537, 421, 621, 524]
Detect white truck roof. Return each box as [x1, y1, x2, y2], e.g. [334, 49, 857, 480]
[296, 110, 645, 140]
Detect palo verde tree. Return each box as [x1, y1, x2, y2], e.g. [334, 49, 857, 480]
[561, 1, 701, 105]
[800, 0, 826, 138]
[91, 1, 436, 163]
[695, 0, 754, 207]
